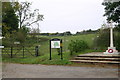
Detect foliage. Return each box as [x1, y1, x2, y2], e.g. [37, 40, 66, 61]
[15, 30, 26, 43]
[114, 32, 120, 51]
[94, 28, 120, 51]
[64, 31, 72, 36]
[2, 38, 12, 47]
[68, 40, 88, 55]
[2, 26, 30, 47]
[94, 28, 110, 50]
[102, 1, 120, 27]
[2, 2, 19, 37]
[75, 29, 98, 35]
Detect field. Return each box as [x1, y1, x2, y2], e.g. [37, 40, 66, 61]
[39, 33, 98, 55]
[2, 33, 102, 65]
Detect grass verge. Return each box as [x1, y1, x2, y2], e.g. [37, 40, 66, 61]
[2, 49, 102, 65]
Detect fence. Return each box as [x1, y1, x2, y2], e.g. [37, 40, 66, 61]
[2, 46, 39, 58]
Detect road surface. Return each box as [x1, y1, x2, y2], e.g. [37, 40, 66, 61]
[2, 63, 119, 78]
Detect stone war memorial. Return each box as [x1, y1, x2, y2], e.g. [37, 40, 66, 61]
[104, 20, 119, 54]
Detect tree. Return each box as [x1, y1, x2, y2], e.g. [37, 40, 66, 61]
[2, 2, 19, 37]
[16, 2, 44, 28]
[30, 27, 40, 38]
[64, 31, 72, 36]
[114, 32, 120, 51]
[102, 1, 120, 27]
[94, 28, 110, 50]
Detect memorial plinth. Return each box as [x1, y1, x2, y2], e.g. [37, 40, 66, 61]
[104, 47, 119, 54]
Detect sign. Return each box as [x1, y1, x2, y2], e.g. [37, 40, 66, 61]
[14, 42, 20, 44]
[0, 46, 4, 48]
[51, 41, 60, 48]
[49, 38, 63, 60]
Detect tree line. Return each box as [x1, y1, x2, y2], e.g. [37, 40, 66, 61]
[35, 29, 98, 36]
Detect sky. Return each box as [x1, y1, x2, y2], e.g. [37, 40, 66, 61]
[18, 0, 106, 34]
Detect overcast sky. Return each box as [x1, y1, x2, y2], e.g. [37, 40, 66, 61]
[18, 0, 106, 33]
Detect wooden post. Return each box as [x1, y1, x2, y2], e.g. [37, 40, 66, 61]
[61, 40, 63, 60]
[11, 47, 13, 58]
[35, 46, 39, 57]
[50, 40, 52, 60]
[23, 46, 24, 58]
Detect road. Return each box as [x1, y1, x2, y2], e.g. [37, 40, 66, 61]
[2, 63, 119, 78]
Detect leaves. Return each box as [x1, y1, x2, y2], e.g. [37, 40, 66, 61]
[68, 40, 88, 55]
[102, 1, 120, 26]
[2, 2, 19, 37]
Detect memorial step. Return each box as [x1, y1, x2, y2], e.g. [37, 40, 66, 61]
[77, 55, 120, 58]
[70, 52, 120, 64]
[70, 60, 120, 64]
[75, 57, 120, 61]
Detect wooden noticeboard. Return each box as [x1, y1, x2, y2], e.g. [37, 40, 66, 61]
[50, 38, 63, 60]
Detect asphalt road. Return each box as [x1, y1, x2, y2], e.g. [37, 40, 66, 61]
[2, 63, 119, 78]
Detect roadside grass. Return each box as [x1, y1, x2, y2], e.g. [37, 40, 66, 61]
[2, 49, 102, 65]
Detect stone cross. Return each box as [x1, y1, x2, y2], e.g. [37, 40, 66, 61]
[109, 20, 114, 47]
[104, 20, 119, 54]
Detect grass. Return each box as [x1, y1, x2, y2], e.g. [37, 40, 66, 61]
[37, 33, 98, 55]
[2, 33, 101, 66]
[50, 33, 98, 47]
[2, 49, 101, 65]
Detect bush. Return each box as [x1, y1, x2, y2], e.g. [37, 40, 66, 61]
[68, 40, 88, 55]
[114, 32, 120, 51]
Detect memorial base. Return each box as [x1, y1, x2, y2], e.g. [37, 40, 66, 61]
[104, 47, 119, 54]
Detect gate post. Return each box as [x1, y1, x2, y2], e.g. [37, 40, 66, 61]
[35, 46, 39, 57]
[11, 46, 13, 58]
[23, 46, 24, 58]
[49, 40, 52, 60]
[60, 40, 63, 60]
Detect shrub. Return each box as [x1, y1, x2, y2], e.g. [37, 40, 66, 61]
[68, 40, 88, 55]
[114, 32, 120, 51]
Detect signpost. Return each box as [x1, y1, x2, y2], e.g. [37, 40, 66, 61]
[50, 38, 63, 60]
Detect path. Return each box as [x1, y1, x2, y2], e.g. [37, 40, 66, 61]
[2, 63, 119, 78]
